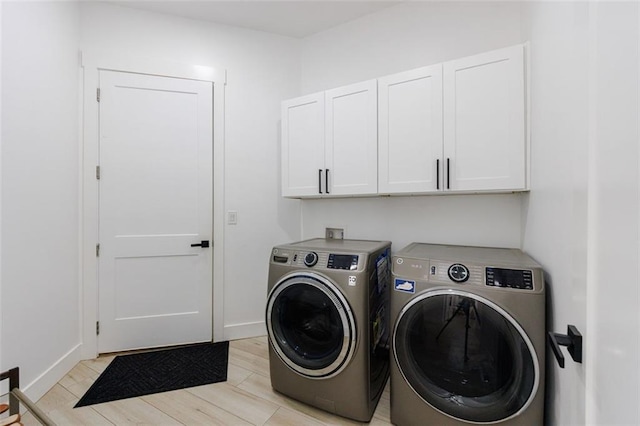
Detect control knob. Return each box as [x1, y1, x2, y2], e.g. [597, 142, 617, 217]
[448, 263, 470, 283]
[304, 252, 318, 267]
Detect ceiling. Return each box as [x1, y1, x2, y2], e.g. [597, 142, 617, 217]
[108, 0, 402, 38]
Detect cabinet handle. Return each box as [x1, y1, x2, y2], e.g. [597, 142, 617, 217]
[436, 159, 440, 190]
[325, 169, 330, 194]
[318, 169, 323, 194]
[447, 158, 450, 190]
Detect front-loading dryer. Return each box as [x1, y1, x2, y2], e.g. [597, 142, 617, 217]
[390, 243, 545, 425]
[266, 238, 391, 422]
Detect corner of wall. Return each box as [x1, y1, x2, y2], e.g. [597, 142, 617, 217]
[0, 1, 4, 371]
[0, 0, 4, 376]
[519, 192, 530, 251]
[224, 322, 267, 341]
[23, 344, 83, 403]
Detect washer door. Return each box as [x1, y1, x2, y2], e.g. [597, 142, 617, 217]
[393, 289, 539, 423]
[266, 272, 356, 378]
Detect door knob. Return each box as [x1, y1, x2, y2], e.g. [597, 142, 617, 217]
[190, 240, 210, 248]
[548, 325, 582, 368]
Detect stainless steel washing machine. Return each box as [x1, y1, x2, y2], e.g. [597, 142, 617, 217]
[390, 243, 545, 425]
[266, 238, 391, 422]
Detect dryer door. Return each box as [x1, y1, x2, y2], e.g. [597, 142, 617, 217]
[266, 272, 356, 378]
[393, 289, 539, 423]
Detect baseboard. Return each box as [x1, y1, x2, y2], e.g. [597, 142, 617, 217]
[23, 343, 82, 402]
[223, 321, 266, 341]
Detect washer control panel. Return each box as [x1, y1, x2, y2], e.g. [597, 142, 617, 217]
[391, 244, 543, 292]
[394, 258, 536, 291]
[486, 267, 534, 290]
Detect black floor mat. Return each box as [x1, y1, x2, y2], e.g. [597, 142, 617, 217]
[75, 341, 229, 407]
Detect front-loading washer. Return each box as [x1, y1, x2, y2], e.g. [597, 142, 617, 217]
[390, 243, 545, 425]
[266, 238, 391, 422]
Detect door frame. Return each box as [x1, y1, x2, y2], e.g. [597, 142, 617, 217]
[80, 51, 226, 359]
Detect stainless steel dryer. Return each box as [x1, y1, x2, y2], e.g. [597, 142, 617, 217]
[390, 243, 545, 425]
[266, 238, 391, 422]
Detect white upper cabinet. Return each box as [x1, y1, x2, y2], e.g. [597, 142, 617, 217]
[378, 65, 444, 194]
[325, 80, 378, 196]
[443, 44, 526, 192]
[281, 92, 325, 197]
[281, 44, 527, 198]
[281, 80, 377, 198]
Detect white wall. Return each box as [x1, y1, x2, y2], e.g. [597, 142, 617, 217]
[0, 0, 4, 383]
[1, 1, 82, 400]
[299, 1, 527, 250]
[521, 3, 590, 424]
[523, 2, 639, 425]
[585, 3, 639, 424]
[301, 2, 525, 94]
[302, 195, 523, 250]
[79, 2, 302, 339]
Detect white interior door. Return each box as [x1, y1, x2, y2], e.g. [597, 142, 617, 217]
[98, 70, 213, 353]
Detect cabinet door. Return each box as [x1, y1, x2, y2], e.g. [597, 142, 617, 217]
[325, 80, 378, 196]
[281, 92, 325, 197]
[378, 65, 443, 194]
[443, 44, 526, 191]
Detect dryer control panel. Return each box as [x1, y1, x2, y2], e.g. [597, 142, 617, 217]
[327, 254, 359, 270]
[273, 249, 361, 271]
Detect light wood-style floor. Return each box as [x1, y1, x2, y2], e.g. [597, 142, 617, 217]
[32, 337, 392, 425]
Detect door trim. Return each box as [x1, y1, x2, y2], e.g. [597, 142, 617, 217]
[80, 50, 226, 359]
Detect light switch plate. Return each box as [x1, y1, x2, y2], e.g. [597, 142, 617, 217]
[228, 211, 238, 225]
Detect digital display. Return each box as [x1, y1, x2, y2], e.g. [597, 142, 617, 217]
[328, 254, 358, 270]
[486, 268, 533, 290]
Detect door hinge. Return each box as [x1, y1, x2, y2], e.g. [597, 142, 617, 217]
[96, 243, 100, 257]
[96, 321, 100, 335]
[97, 88, 101, 102]
[96, 165, 101, 180]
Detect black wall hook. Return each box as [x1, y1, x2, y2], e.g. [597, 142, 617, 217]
[548, 325, 583, 368]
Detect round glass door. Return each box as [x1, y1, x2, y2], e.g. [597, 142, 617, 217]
[266, 273, 356, 378]
[393, 289, 538, 423]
